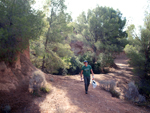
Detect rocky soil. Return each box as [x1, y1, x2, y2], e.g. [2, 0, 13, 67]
[24, 54, 149, 113]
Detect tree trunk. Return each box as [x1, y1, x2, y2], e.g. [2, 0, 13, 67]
[41, 33, 49, 71]
[144, 43, 150, 78]
[41, 9, 54, 72]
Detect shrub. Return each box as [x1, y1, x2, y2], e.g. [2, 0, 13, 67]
[67, 57, 83, 75]
[29, 70, 47, 93]
[32, 89, 41, 97]
[79, 51, 94, 64]
[40, 86, 50, 93]
[125, 82, 146, 103]
[97, 53, 114, 69]
[92, 62, 101, 74]
[124, 44, 146, 77]
[99, 80, 116, 91]
[125, 82, 139, 101]
[138, 79, 150, 100]
[110, 89, 120, 98]
[99, 80, 120, 98]
[124, 42, 150, 101]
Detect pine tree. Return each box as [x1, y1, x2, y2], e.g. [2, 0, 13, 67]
[30, 0, 72, 73]
[0, 0, 45, 62]
[72, 6, 127, 68]
[76, 7, 127, 53]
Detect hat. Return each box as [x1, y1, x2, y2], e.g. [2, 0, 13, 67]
[84, 60, 88, 63]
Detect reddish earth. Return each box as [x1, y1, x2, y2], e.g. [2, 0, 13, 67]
[24, 54, 149, 113]
[0, 46, 37, 113]
[0, 53, 149, 113]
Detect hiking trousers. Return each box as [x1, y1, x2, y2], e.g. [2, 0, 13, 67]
[84, 76, 90, 92]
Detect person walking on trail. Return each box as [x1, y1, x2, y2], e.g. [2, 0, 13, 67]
[80, 60, 94, 94]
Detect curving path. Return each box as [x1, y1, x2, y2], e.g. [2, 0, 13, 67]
[26, 54, 149, 113]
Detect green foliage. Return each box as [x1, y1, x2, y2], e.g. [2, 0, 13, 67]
[98, 53, 114, 68]
[124, 24, 150, 78]
[68, 6, 127, 71]
[124, 44, 145, 76]
[30, 4, 128, 75]
[0, 0, 45, 62]
[78, 52, 101, 74]
[30, 0, 73, 75]
[79, 51, 95, 64]
[73, 6, 127, 54]
[41, 0, 72, 73]
[126, 24, 136, 43]
[125, 15, 150, 100]
[67, 57, 83, 75]
[30, 42, 73, 74]
[138, 79, 150, 99]
[40, 87, 51, 93]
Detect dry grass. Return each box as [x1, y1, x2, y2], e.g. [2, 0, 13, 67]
[40, 83, 51, 93]
[29, 70, 47, 93]
[99, 80, 120, 98]
[125, 82, 146, 103]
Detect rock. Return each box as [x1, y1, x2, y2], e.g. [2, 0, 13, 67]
[1, 105, 11, 113]
[50, 78, 54, 82]
[70, 41, 84, 55]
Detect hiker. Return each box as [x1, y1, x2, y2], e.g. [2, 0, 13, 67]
[80, 60, 94, 94]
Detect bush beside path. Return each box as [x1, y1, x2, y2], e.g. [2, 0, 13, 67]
[26, 54, 149, 113]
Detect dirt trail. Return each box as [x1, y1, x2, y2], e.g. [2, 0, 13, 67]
[27, 54, 149, 113]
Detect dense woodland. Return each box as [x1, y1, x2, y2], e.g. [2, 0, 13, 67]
[0, 0, 150, 101]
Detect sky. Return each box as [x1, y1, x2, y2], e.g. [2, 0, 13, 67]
[65, 0, 148, 33]
[34, 0, 149, 33]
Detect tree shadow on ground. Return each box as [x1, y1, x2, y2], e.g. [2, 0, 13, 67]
[0, 80, 49, 113]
